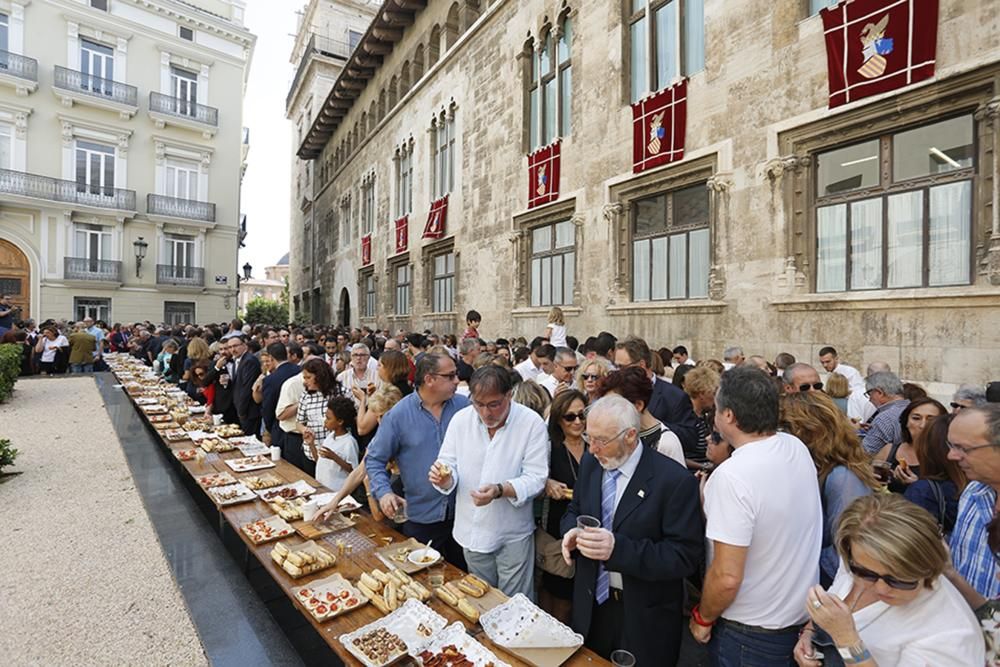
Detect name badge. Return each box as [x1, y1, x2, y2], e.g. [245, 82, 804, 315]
[638, 489, 645, 499]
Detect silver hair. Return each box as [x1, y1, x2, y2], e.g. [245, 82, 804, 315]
[351, 342, 371, 355]
[865, 371, 903, 397]
[953, 383, 987, 406]
[866, 361, 891, 376]
[723, 346, 744, 361]
[782, 362, 816, 386]
[459, 337, 481, 355]
[587, 394, 641, 435]
[554, 346, 576, 362]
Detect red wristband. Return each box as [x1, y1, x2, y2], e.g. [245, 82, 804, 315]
[691, 605, 714, 627]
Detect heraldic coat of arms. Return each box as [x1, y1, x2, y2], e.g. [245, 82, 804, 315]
[858, 14, 894, 79]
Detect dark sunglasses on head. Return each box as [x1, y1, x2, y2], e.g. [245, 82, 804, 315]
[561, 365, 578, 373]
[581, 373, 601, 381]
[848, 560, 919, 590]
[950, 402, 966, 410]
[799, 382, 824, 392]
[562, 412, 585, 422]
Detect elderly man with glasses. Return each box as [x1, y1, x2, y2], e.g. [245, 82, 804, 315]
[947, 404, 1000, 598]
[538, 347, 578, 398]
[861, 371, 909, 456]
[336, 342, 381, 410]
[781, 362, 824, 395]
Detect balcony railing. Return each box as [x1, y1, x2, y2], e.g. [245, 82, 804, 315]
[286, 34, 352, 109]
[147, 193, 216, 222]
[157, 264, 205, 286]
[54, 65, 137, 107]
[149, 92, 218, 127]
[0, 168, 136, 210]
[0, 50, 38, 81]
[64, 257, 122, 282]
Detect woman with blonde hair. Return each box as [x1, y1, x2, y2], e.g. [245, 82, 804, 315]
[824, 372, 850, 414]
[512, 379, 551, 420]
[182, 336, 212, 386]
[794, 494, 984, 667]
[574, 356, 611, 403]
[543, 306, 567, 348]
[781, 391, 881, 585]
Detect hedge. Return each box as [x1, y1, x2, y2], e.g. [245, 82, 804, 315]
[0, 343, 21, 403]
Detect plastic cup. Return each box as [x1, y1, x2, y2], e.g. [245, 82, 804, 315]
[270, 446, 281, 462]
[611, 650, 636, 667]
[577, 515, 601, 530]
[212, 414, 223, 426]
[392, 501, 408, 524]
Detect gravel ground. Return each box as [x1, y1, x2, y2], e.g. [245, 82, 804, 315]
[0, 377, 208, 667]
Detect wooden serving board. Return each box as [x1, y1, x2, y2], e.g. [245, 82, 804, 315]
[374, 538, 431, 574]
[293, 512, 354, 540]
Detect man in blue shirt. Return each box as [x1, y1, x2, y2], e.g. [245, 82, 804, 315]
[366, 351, 469, 568]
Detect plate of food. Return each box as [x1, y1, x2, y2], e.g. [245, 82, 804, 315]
[174, 448, 201, 462]
[147, 413, 173, 423]
[196, 437, 238, 453]
[141, 404, 168, 415]
[241, 472, 285, 491]
[415, 622, 512, 667]
[153, 421, 179, 431]
[355, 568, 432, 615]
[213, 423, 244, 438]
[197, 471, 238, 488]
[292, 573, 368, 622]
[164, 429, 191, 442]
[188, 405, 206, 414]
[242, 515, 294, 544]
[268, 495, 308, 521]
[236, 441, 270, 457]
[407, 548, 442, 568]
[225, 455, 276, 473]
[270, 540, 337, 578]
[479, 593, 583, 649]
[135, 397, 159, 406]
[257, 480, 316, 501]
[311, 492, 362, 513]
[339, 599, 447, 667]
[375, 538, 436, 574]
[207, 482, 256, 506]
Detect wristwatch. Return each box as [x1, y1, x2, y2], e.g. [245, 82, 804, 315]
[495, 483, 504, 499]
[837, 640, 872, 664]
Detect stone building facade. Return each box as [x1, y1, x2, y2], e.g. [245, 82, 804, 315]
[0, 0, 255, 324]
[291, 0, 1000, 390]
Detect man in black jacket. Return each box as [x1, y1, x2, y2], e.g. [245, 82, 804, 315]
[561, 395, 703, 665]
[227, 335, 261, 438]
[613, 337, 702, 457]
[262, 341, 300, 448]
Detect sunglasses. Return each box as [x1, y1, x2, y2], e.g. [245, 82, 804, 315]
[562, 412, 585, 422]
[581, 373, 601, 381]
[848, 560, 919, 590]
[799, 382, 824, 392]
[950, 402, 967, 410]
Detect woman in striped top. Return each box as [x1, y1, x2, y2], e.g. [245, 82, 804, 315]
[296, 357, 342, 477]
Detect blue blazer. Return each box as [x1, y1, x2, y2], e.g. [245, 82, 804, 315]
[647, 377, 702, 458]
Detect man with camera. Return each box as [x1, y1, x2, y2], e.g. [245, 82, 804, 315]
[0, 294, 21, 335]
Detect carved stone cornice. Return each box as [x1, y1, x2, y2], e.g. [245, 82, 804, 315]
[706, 173, 734, 193]
[602, 203, 623, 222]
[974, 97, 1000, 126]
[764, 155, 811, 181]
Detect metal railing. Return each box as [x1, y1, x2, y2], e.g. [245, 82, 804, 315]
[286, 33, 353, 108]
[149, 91, 219, 127]
[0, 168, 136, 210]
[0, 50, 38, 81]
[64, 257, 122, 282]
[147, 193, 216, 222]
[54, 65, 137, 107]
[156, 264, 204, 286]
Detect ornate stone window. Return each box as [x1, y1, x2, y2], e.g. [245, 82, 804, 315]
[390, 256, 412, 316]
[359, 267, 376, 319]
[525, 9, 573, 151]
[394, 137, 414, 219]
[360, 171, 376, 237]
[512, 199, 580, 307]
[430, 103, 457, 199]
[625, 0, 705, 103]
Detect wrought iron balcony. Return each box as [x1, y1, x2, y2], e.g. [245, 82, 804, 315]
[64, 257, 122, 282]
[149, 92, 218, 127]
[147, 193, 216, 223]
[53, 65, 137, 107]
[286, 34, 352, 109]
[0, 168, 136, 211]
[0, 50, 38, 81]
[156, 264, 205, 287]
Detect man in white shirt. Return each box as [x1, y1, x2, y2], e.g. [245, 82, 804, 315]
[691, 366, 823, 663]
[275, 343, 310, 470]
[671, 345, 695, 368]
[818, 346, 864, 392]
[537, 347, 578, 398]
[337, 343, 381, 408]
[722, 345, 744, 370]
[430, 365, 549, 599]
[513, 342, 555, 382]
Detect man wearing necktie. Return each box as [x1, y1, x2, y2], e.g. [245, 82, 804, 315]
[561, 395, 703, 666]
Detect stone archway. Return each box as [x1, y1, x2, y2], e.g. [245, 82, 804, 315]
[0, 239, 30, 319]
[339, 287, 350, 328]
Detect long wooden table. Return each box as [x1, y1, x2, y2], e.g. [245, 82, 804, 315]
[111, 366, 606, 667]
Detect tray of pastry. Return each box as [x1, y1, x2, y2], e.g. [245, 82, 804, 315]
[269, 539, 337, 578]
[292, 573, 368, 622]
[141, 404, 168, 415]
[196, 471, 238, 488]
[241, 515, 295, 544]
[240, 472, 285, 491]
[195, 436, 238, 453]
[153, 421, 179, 431]
[257, 479, 316, 501]
[164, 429, 191, 442]
[135, 397, 159, 406]
[207, 482, 257, 506]
[268, 495, 308, 521]
[224, 455, 275, 473]
[355, 568, 433, 616]
[339, 599, 447, 667]
[213, 423, 244, 438]
[147, 413, 173, 423]
[235, 440, 270, 457]
[415, 622, 512, 667]
[174, 448, 201, 462]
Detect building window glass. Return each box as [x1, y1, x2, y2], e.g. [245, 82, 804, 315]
[432, 251, 455, 313]
[814, 114, 974, 292]
[75, 297, 110, 321]
[394, 264, 411, 315]
[348, 30, 363, 53]
[0, 13, 9, 53]
[75, 140, 115, 196]
[363, 272, 376, 318]
[340, 196, 352, 246]
[432, 115, 455, 199]
[361, 177, 375, 236]
[165, 159, 198, 200]
[631, 182, 710, 300]
[628, 0, 705, 103]
[0, 124, 12, 170]
[530, 221, 575, 306]
[164, 234, 195, 278]
[527, 17, 572, 150]
[80, 38, 114, 93]
[395, 147, 413, 218]
[164, 301, 195, 325]
[74, 223, 111, 261]
[170, 66, 198, 115]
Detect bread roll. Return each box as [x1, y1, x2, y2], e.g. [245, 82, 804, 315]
[457, 598, 480, 623]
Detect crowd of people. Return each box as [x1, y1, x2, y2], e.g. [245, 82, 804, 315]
[5, 302, 1000, 666]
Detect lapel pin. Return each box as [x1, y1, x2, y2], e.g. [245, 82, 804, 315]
[638, 489, 645, 499]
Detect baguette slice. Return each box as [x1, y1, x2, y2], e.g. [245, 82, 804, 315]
[457, 598, 480, 623]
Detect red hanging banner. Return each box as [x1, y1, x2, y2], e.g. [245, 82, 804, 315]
[527, 140, 561, 209]
[394, 216, 409, 254]
[821, 0, 939, 109]
[423, 195, 448, 240]
[361, 234, 372, 266]
[631, 79, 687, 174]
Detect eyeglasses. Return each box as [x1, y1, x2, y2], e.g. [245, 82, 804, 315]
[582, 427, 630, 448]
[581, 373, 601, 381]
[473, 398, 508, 411]
[351, 353, 370, 358]
[431, 372, 458, 381]
[799, 382, 824, 392]
[848, 560, 919, 590]
[560, 365, 578, 373]
[950, 402, 967, 411]
[946, 440, 1000, 455]
[562, 412, 585, 422]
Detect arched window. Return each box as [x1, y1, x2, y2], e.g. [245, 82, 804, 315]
[388, 75, 398, 108]
[445, 3, 460, 49]
[360, 112, 368, 138]
[400, 60, 411, 97]
[378, 88, 386, 121]
[413, 44, 425, 81]
[368, 101, 377, 132]
[526, 15, 572, 150]
[428, 25, 441, 66]
[462, 0, 481, 32]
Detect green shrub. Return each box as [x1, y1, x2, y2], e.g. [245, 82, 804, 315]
[0, 438, 18, 473]
[244, 297, 289, 328]
[0, 343, 20, 403]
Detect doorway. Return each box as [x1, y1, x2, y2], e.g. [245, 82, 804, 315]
[0, 238, 30, 319]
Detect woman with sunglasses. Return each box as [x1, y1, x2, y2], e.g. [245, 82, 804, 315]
[538, 389, 587, 623]
[574, 357, 611, 403]
[793, 494, 983, 667]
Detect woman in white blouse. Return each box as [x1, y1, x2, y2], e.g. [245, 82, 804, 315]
[794, 493, 984, 667]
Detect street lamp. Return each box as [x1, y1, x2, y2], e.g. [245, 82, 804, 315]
[242, 262, 253, 280]
[133, 237, 148, 278]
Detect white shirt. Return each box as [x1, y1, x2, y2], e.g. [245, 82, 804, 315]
[832, 362, 865, 393]
[537, 373, 557, 397]
[703, 432, 823, 628]
[514, 357, 541, 382]
[337, 367, 382, 408]
[826, 562, 984, 666]
[41, 335, 68, 362]
[653, 425, 685, 467]
[315, 432, 358, 494]
[276, 372, 305, 433]
[605, 442, 644, 590]
[847, 388, 877, 423]
[546, 323, 567, 348]
[435, 402, 550, 553]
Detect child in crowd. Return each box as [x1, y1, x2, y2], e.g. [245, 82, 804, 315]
[544, 306, 567, 348]
[312, 396, 359, 494]
[462, 310, 481, 341]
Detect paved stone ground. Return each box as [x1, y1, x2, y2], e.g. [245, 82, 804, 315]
[0, 376, 208, 666]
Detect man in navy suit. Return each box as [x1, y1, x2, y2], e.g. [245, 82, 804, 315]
[612, 337, 702, 459]
[561, 395, 703, 666]
[261, 341, 300, 449]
